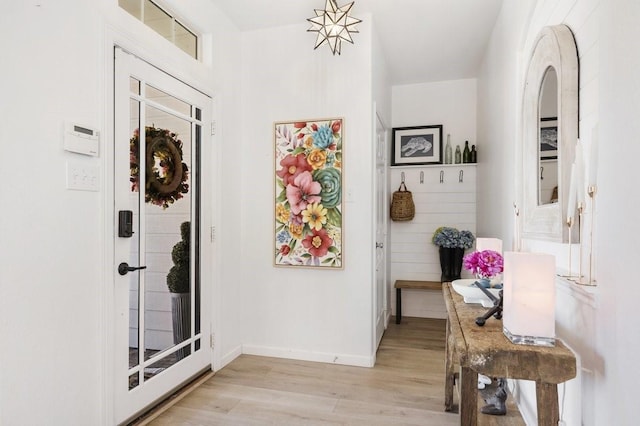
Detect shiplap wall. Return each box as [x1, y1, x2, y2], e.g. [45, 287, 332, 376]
[481, 1, 604, 424]
[390, 164, 476, 319]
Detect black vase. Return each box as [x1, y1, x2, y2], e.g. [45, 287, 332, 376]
[439, 247, 465, 282]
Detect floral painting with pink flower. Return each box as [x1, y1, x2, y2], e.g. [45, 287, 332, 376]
[274, 119, 343, 267]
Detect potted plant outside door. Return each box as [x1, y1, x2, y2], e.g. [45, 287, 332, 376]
[167, 221, 191, 360]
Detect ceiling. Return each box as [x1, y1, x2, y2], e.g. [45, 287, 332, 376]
[209, 0, 504, 85]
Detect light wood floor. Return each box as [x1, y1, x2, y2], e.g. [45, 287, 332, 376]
[143, 317, 523, 425]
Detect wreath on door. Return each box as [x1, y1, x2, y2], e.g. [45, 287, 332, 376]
[130, 126, 189, 209]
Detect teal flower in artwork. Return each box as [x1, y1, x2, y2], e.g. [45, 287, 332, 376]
[313, 168, 341, 208]
[312, 124, 333, 149]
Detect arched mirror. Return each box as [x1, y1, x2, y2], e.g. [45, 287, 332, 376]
[521, 24, 579, 243]
[538, 67, 558, 205]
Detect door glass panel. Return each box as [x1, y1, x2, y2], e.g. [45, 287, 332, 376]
[130, 77, 140, 95]
[126, 80, 199, 388]
[128, 96, 141, 370]
[146, 356, 178, 382]
[194, 107, 201, 349]
[142, 102, 192, 368]
[129, 373, 140, 390]
[146, 85, 191, 116]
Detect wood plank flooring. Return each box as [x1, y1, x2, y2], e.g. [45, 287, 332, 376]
[142, 317, 523, 425]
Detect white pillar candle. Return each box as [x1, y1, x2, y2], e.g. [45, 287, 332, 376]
[514, 218, 520, 251]
[566, 164, 576, 224]
[476, 238, 503, 253]
[589, 125, 599, 186]
[503, 252, 556, 346]
[575, 139, 586, 206]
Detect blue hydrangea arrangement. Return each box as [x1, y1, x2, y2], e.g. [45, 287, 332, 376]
[432, 226, 475, 249]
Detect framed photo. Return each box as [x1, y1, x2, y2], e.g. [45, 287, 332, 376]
[539, 117, 558, 160]
[274, 118, 343, 268]
[391, 125, 443, 166]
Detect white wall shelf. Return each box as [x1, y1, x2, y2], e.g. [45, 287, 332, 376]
[390, 163, 477, 169]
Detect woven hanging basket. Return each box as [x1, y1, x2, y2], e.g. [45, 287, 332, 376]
[390, 182, 415, 221]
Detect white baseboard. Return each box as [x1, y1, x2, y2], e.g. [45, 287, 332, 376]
[384, 309, 392, 327]
[218, 345, 242, 370]
[242, 344, 375, 368]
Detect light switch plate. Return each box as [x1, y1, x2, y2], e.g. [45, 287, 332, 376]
[66, 162, 99, 191]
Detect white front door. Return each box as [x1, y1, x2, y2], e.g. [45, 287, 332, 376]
[113, 47, 212, 424]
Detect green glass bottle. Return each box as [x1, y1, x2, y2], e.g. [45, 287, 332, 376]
[463, 141, 471, 163]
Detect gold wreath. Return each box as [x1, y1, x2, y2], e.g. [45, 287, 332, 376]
[130, 126, 189, 209]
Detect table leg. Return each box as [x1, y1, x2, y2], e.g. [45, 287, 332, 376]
[536, 381, 559, 426]
[460, 366, 478, 425]
[444, 320, 455, 411]
[395, 288, 401, 324]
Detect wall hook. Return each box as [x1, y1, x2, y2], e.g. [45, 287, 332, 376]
[440, 170, 444, 183]
[401, 171, 405, 184]
[459, 170, 464, 183]
[540, 166, 544, 180]
[420, 171, 424, 184]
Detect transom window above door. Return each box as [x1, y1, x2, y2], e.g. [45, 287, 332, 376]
[119, 0, 199, 59]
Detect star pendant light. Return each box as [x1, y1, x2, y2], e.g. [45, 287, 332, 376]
[307, 0, 361, 55]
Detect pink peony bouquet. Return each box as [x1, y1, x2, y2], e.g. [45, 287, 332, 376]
[463, 250, 504, 279]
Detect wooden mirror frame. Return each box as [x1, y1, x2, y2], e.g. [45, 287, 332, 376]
[521, 25, 579, 243]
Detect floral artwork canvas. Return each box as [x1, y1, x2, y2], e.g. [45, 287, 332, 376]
[274, 118, 343, 268]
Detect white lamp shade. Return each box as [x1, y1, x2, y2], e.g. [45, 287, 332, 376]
[476, 238, 502, 253]
[503, 252, 556, 346]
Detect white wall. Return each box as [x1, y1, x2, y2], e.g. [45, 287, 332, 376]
[392, 79, 477, 143]
[389, 80, 477, 319]
[476, 0, 532, 245]
[477, 0, 640, 424]
[235, 18, 376, 367]
[0, 2, 104, 424]
[597, 1, 640, 424]
[372, 23, 392, 128]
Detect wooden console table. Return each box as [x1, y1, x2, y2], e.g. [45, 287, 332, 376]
[443, 283, 576, 425]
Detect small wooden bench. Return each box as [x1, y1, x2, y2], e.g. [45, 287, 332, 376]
[394, 280, 442, 324]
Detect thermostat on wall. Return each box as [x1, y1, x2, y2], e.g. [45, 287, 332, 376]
[64, 122, 100, 156]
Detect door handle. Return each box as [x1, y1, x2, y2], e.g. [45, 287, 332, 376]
[118, 262, 147, 276]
